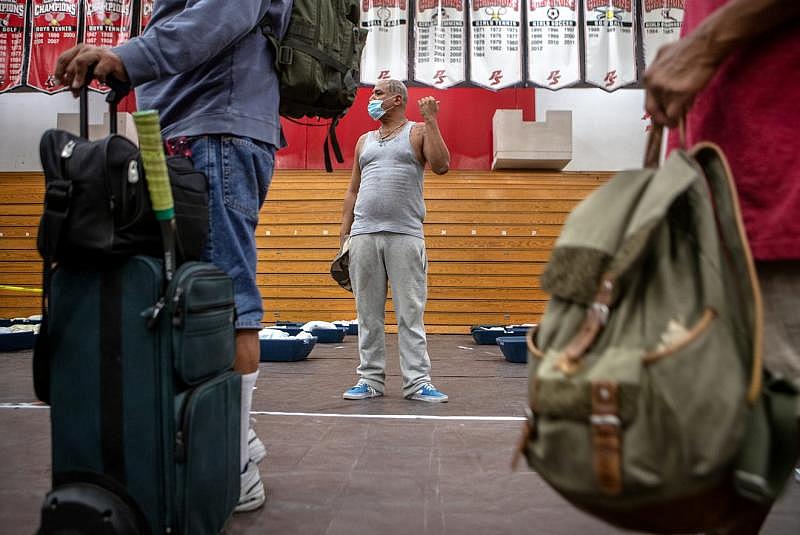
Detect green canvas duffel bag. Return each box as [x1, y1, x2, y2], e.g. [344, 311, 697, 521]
[517, 126, 798, 533]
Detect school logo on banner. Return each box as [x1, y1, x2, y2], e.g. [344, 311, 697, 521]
[360, 0, 410, 84]
[469, 0, 523, 90]
[526, 0, 580, 90]
[583, 0, 637, 92]
[414, 0, 466, 88]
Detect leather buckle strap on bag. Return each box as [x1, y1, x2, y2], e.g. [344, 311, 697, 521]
[556, 276, 614, 374]
[553, 121, 672, 375]
[591, 381, 623, 495]
[552, 120, 668, 375]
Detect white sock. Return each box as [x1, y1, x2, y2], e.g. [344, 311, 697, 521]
[240, 370, 259, 472]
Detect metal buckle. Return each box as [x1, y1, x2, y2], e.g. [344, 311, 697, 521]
[590, 414, 621, 427]
[591, 302, 610, 326]
[278, 46, 293, 65]
[524, 406, 536, 428]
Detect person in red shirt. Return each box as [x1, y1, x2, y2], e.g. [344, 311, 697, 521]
[644, 1, 800, 532]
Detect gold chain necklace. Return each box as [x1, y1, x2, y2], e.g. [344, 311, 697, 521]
[377, 120, 408, 146]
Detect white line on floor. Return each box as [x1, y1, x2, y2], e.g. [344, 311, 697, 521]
[252, 411, 525, 422]
[0, 403, 525, 421]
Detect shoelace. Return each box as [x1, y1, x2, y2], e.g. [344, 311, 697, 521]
[419, 382, 437, 394]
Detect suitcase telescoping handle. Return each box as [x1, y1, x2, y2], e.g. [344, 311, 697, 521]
[132, 110, 178, 282]
[78, 65, 132, 139]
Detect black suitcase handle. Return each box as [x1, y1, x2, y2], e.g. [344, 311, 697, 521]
[78, 65, 132, 138]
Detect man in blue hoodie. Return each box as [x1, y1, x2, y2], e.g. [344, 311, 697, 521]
[55, 0, 292, 513]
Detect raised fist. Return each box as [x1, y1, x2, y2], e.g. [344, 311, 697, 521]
[418, 96, 440, 120]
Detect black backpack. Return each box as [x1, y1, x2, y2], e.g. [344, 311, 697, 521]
[261, 0, 368, 171]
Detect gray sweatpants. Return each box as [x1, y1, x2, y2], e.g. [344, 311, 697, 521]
[349, 232, 432, 397]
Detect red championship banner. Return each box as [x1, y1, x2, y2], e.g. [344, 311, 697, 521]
[526, 0, 580, 90]
[413, 0, 466, 89]
[360, 0, 410, 84]
[27, 0, 80, 93]
[641, 0, 684, 69]
[83, 0, 133, 92]
[583, 0, 637, 92]
[139, 0, 153, 31]
[468, 0, 523, 90]
[0, 0, 27, 93]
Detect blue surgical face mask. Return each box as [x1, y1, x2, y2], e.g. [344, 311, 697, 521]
[367, 99, 386, 120]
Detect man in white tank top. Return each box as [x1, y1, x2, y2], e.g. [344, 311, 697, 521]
[339, 79, 451, 402]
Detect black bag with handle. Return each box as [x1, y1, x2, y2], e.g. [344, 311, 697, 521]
[37, 81, 208, 267]
[34, 80, 209, 404]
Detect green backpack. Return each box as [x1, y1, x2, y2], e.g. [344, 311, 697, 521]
[260, 0, 368, 171]
[518, 130, 798, 533]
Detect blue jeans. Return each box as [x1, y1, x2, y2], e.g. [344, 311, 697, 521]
[189, 135, 275, 329]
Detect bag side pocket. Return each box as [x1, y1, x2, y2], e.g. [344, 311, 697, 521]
[171, 264, 236, 385]
[175, 372, 240, 534]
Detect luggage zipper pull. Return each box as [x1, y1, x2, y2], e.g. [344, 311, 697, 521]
[142, 297, 166, 329]
[127, 160, 139, 184]
[172, 286, 184, 327]
[60, 140, 77, 158]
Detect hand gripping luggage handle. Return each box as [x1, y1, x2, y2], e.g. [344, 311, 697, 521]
[132, 110, 178, 282]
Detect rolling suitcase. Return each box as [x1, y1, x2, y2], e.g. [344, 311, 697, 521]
[35, 83, 241, 535]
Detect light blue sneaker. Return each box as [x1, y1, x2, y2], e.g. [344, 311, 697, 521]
[407, 382, 449, 403]
[343, 381, 383, 400]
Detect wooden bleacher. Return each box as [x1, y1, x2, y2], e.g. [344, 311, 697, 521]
[0, 170, 610, 333]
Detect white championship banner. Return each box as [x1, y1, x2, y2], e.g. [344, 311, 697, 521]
[526, 0, 580, 90]
[469, 0, 522, 90]
[360, 0, 410, 84]
[413, 0, 466, 88]
[583, 0, 636, 91]
[641, 0, 684, 69]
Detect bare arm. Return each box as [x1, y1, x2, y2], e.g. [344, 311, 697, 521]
[340, 134, 367, 245]
[418, 97, 450, 175]
[644, 0, 800, 127]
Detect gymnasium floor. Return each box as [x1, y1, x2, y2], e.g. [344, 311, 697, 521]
[1, 334, 798, 534]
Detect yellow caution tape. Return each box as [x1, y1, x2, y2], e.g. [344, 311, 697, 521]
[0, 285, 42, 294]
